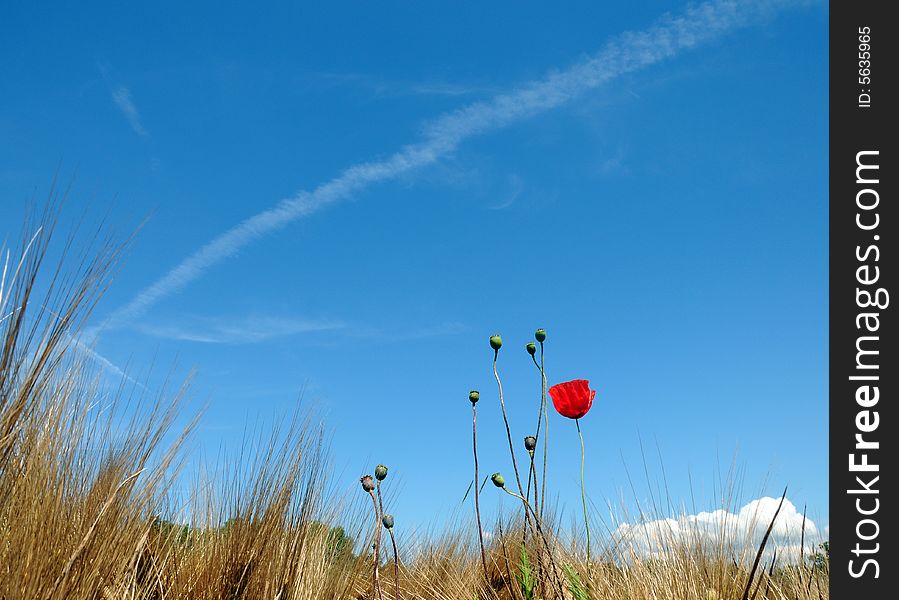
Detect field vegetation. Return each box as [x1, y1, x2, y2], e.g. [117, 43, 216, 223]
[0, 208, 828, 599]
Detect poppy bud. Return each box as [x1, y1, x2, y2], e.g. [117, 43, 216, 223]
[360, 475, 375, 493]
[375, 464, 388, 481]
[382, 514, 394, 529]
[524, 435, 537, 452]
[535, 328, 546, 343]
[491, 472, 505, 488]
[526, 342, 536, 356]
[469, 390, 480, 404]
[489, 334, 502, 350]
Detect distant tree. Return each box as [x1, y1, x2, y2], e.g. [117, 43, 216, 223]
[152, 516, 191, 545]
[811, 541, 829, 570]
[326, 525, 343, 549]
[326, 524, 354, 561]
[300, 521, 355, 561]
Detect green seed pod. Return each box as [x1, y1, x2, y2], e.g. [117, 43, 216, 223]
[535, 328, 546, 343]
[382, 514, 394, 529]
[469, 390, 480, 404]
[489, 334, 503, 350]
[524, 435, 537, 452]
[375, 464, 388, 481]
[491, 472, 505, 488]
[526, 342, 537, 356]
[360, 475, 375, 493]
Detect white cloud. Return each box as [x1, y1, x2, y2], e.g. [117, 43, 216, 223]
[613, 495, 824, 564]
[135, 314, 345, 344]
[93, 0, 809, 333]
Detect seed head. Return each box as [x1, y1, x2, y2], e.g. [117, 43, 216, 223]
[360, 475, 375, 493]
[382, 514, 394, 529]
[526, 342, 537, 356]
[469, 390, 480, 404]
[491, 472, 505, 488]
[535, 328, 546, 343]
[489, 334, 503, 351]
[524, 435, 537, 452]
[375, 464, 388, 481]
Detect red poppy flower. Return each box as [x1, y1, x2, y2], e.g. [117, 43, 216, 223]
[548, 379, 595, 419]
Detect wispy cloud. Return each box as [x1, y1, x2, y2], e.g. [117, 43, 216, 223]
[136, 315, 466, 345]
[135, 314, 346, 344]
[94, 0, 806, 333]
[69, 333, 141, 386]
[406, 81, 495, 97]
[98, 63, 149, 137]
[110, 85, 149, 136]
[487, 174, 524, 210]
[347, 321, 469, 342]
[597, 146, 629, 176]
[314, 71, 497, 98]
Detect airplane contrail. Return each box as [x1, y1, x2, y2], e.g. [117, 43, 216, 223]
[95, 0, 808, 333]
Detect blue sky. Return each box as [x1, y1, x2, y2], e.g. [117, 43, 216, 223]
[1, 0, 827, 542]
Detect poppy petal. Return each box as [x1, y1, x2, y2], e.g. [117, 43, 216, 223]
[549, 379, 596, 419]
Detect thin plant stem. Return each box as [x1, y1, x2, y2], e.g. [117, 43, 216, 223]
[576, 418, 591, 564]
[472, 403, 488, 580]
[524, 448, 539, 527]
[367, 490, 383, 600]
[523, 448, 540, 550]
[496, 521, 518, 599]
[528, 452, 540, 515]
[523, 451, 541, 573]
[526, 351, 546, 518]
[493, 349, 531, 533]
[525, 448, 536, 511]
[376, 483, 387, 600]
[387, 528, 401, 600]
[539, 342, 548, 521]
[522, 451, 537, 546]
[525, 356, 539, 507]
[500, 486, 565, 598]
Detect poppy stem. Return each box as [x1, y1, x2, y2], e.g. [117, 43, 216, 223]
[499, 486, 566, 598]
[525, 449, 539, 529]
[367, 490, 383, 600]
[539, 342, 548, 521]
[376, 479, 385, 521]
[493, 349, 531, 533]
[525, 356, 539, 506]
[526, 349, 548, 519]
[575, 417, 591, 564]
[472, 403, 489, 581]
[387, 527, 401, 600]
[495, 520, 516, 594]
[375, 483, 387, 600]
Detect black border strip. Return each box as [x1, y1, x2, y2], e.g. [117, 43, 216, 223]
[830, 1, 896, 595]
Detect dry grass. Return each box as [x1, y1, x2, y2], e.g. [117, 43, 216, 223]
[0, 208, 828, 599]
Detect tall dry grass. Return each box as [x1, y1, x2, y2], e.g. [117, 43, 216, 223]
[0, 207, 828, 599]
